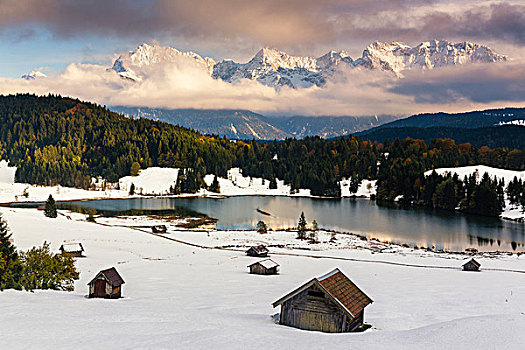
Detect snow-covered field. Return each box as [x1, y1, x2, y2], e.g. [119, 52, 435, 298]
[425, 165, 525, 221]
[1, 208, 524, 349]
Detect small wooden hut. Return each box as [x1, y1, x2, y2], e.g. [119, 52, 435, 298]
[152, 225, 167, 233]
[246, 245, 269, 257]
[59, 243, 85, 257]
[88, 267, 125, 299]
[248, 259, 279, 275]
[273, 268, 373, 333]
[462, 258, 481, 271]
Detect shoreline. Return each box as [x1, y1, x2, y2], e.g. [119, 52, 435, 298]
[84, 210, 525, 256]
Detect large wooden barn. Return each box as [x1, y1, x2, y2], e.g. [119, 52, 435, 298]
[463, 258, 481, 271]
[88, 267, 125, 299]
[248, 259, 279, 275]
[273, 268, 373, 333]
[246, 245, 269, 257]
[59, 243, 85, 257]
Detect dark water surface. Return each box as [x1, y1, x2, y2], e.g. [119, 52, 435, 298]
[61, 196, 525, 252]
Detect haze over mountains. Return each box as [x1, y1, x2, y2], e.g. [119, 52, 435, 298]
[112, 106, 398, 140]
[110, 40, 508, 89]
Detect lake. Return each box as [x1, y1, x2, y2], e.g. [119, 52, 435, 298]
[63, 196, 525, 252]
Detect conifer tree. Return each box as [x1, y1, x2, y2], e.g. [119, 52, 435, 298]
[0, 216, 22, 290]
[297, 211, 307, 240]
[256, 220, 267, 234]
[209, 175, 220, 193]
[130, 162, 141, 176]
[44, 194, 57, 218]
[129, 183, 135, 195]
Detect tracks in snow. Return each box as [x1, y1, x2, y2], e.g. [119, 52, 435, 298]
[100, 222, 525, 275]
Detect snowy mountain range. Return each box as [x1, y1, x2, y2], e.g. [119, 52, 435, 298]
[110, 40, 508, 89]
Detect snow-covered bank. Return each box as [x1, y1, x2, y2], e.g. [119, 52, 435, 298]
[0, 160, 127, 203]
[0, 208, 524, 349]
[425, 165, 525, 184]
[425, 165, 525, 222]
[0, 162, 372, 203]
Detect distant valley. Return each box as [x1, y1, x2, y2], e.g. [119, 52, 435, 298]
[111, 106, 398, 140]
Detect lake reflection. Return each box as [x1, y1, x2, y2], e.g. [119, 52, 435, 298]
[68, 196, 525, 252]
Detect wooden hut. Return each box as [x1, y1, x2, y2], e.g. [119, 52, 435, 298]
[248, 259, 279, 275]
[462, 258, 481, 271]
[246, 245, 269, 257]
[272, 268, 373, 333]
[152, 225, 167, 233]
[59, 243, 85, 257]
[88, 267, 125, 299]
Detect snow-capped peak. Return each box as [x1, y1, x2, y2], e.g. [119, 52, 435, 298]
[354, 40, 508, 73]
[21, 70, 47, 80]
[111, 42, 216, 81]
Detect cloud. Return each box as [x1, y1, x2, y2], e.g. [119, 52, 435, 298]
[339, 2, 525, 46]
[1, 56, 524, 117]
[1, 1, 525, 56]
[389, 61, 525, 104]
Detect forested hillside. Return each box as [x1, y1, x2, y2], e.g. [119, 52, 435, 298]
[1, 95, 525, 210]
[358, 125, 525, 149]
[0, 94, 237, 187]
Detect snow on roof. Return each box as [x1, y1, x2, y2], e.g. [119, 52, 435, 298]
[60, 243, 84, 252]
[463, 258, 481, 268]
[317, 268, 341, 281]
[248, 259, 279, 269]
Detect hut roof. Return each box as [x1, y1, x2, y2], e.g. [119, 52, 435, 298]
[59, 243, 84, 253]
[248, 258, 279, 269]
[272, 268, 373, 318]
[246, 245, 269, 254]
[88, 267, 125, 287]
[463, 258, 481, 268]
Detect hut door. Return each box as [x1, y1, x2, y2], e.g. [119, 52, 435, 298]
[94, 279, 106, 297]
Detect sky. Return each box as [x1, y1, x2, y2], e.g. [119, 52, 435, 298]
[0, 0, 525, 116]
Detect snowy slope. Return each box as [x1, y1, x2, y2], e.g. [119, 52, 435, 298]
[425, 165, 525, 221]
[498, 120, 525, 126]
[424, 165, 525, 185]
[119, 167, 179, 195]
[0, 208, 524, 349]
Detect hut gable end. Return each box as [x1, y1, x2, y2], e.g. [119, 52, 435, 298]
[88, 267, 125, 299]
[463, 258, 481, 271]
[272, 269, 373, 333]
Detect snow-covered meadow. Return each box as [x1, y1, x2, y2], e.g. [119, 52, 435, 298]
[0, 208, 524, 349]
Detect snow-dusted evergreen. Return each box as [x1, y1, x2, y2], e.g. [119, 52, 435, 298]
[110, 40, 508, 88]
